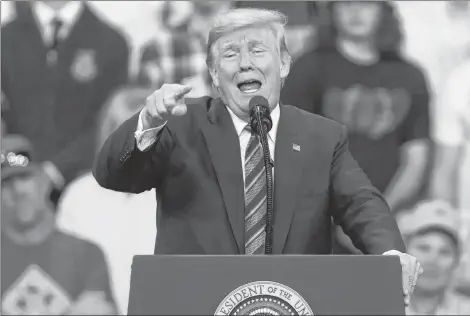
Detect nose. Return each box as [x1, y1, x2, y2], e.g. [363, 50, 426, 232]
[11, 178, 25, 193]
[239, 50, 253, 71]
[11, 176, 32, 195]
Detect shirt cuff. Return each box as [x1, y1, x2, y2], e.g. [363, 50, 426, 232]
[42, 161, 65, 189]
[134, 110, 167, 151]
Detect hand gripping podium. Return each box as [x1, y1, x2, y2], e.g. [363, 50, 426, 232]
[128, 255, 405, 315]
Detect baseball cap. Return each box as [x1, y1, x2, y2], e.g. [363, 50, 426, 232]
[397, 200, 461, 245]
[1, 134, 39, 180]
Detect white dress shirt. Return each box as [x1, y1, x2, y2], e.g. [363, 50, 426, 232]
[225, 105, 278, 183]
[32, 1, 83, 46]
[134, 105, 279, 184]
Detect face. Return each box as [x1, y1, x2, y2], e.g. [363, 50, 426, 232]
[210, 27, 290, 121]
[1, 171, 46, 230]
[333, 1, 382, 40]
[407, 231, 458, 293]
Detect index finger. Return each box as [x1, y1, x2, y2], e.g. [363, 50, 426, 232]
[174, 85, 192, 99]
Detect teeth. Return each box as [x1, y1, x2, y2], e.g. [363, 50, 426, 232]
[238, 80, 261, 94]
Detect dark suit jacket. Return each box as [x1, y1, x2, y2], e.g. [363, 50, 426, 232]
[2, 3, 129, 185]
[93, 97, 406, 255]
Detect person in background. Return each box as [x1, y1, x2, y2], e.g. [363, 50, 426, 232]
[281, 1, 431, 254]
[137, 1, 231, 97]
[233, 1, 319, 60]
[397, 200, 470, 315]
[94, 8, 422, 307]
[430, 55, 470, 296]
[1, 134, 116, 315]
[56, 85, 157, 315]
[430, 56, 470, 211]
[1, 1, 129, 195]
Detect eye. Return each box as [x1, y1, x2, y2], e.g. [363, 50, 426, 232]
[223, 51, 237, 59]
[439, 247, 455, 258]
[252, 48, 266, 54]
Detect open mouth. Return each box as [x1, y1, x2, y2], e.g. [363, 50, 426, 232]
[237, 80, 262, 94]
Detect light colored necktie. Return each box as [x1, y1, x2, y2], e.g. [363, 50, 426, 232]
[244, 127, 267, 255]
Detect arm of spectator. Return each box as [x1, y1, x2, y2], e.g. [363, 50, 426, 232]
[429, 64, 468, 207]
[68, 243, 118, 315]
[430, 145, 462, 206]
[384, 140, 429, 212]
[384, 68, 431, 212]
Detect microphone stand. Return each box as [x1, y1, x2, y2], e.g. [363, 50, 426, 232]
[253, 110, 275, 255]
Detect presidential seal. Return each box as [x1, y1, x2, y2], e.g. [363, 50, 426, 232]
[215, 281, 313, 315]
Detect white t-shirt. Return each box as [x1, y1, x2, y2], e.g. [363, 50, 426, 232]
[434, 59, 470, 146]
[56, 173, 157, 314]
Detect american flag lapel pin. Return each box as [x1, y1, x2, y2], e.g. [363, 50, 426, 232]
[293, 143, 300, 152]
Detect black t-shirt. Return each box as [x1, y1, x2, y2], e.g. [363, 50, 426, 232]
[281, 49, 430, 192]
[1, 230, 115, 315]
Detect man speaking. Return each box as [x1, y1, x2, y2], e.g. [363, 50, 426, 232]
[94, 8, 421, 306]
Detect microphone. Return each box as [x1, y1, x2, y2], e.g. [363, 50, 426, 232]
[249, 96, 272, 135]
[248, 96, 274, 255]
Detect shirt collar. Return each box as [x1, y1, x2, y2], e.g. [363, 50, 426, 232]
[226, 104, 280, 143]
[33, 1, 83, 36]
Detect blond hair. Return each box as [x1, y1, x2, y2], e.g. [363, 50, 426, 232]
[206, 8, 290, 69]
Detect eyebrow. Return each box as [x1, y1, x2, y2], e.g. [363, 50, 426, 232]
[221, 43, 238, 52]
[221, 39, 268, 51]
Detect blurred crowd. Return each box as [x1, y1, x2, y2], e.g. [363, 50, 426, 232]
[1, 1, 469, 314]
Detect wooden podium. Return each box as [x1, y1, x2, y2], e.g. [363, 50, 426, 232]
[128, 255, 405, 315]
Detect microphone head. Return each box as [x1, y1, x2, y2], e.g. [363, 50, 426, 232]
[249, 96, 272, 134]
[249, 96, 270, 113]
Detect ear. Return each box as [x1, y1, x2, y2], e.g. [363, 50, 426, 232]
[280, 53, 291, 80]
[209, 67, 219, 88]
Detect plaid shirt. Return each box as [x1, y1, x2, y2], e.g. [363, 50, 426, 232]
[138, 28, 210, 90]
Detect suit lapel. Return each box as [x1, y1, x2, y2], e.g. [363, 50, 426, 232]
[202, 98, 245, 253]
[273, 105, 303, 254]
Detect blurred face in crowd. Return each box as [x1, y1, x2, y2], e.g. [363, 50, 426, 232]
[1, 171, 47, 230]
[210, 26, 290, 121]
[333, 1, 382, 40]
[407, 230, 459, 293]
